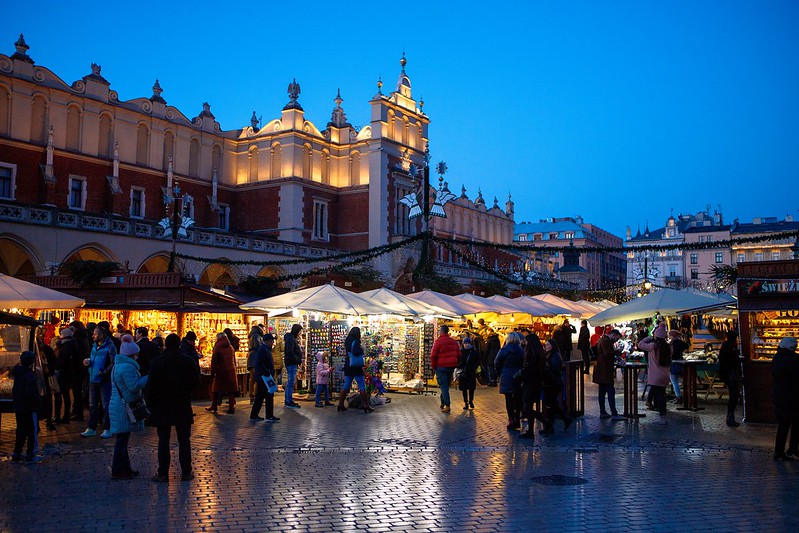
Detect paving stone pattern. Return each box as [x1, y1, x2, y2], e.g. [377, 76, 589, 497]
[1, 380, 797, 532]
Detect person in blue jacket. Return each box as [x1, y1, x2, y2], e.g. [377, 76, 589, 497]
[81, 325, 116, 438]
[109, 335, 148, 480]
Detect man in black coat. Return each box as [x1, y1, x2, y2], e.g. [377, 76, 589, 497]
[134, 327, 159, 377]
[146, 333, 201, 482]
[577, 320, 591, 374]
[249, 334, 279, 422]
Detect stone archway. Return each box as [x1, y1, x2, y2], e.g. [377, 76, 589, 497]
[137, 254, 170, 273]
[0, 236, 39, 276]
[198, 263, 236, 289]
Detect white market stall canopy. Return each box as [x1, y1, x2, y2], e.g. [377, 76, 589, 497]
[588, 288, 736, 325]
[530, 293, 591, 316]
[454, 293, 500, 313]
[512, 295, 573, 316]
[0, 273, 85, 309]
[240, 284, 396, 316]
[406, 290, 484, 317]
[358, 288, 456, 318]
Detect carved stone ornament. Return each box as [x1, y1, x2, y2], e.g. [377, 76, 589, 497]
[329, 88, 351, 128]
[200, 102, 215, 119]
[11, 34, 33, 63]
[284, 79, 303, 110]
[106, 175, 122, 194]
[151, 79, 166, 104]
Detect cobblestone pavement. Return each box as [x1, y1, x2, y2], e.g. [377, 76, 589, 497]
[1, 379, 797, 532]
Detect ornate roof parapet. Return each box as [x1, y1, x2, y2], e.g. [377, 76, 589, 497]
[460, 185, 468, 199]
[150, 79, 166, 104]
[11, 34, 33, 63]
[283, 78, 303, 111]
[505, 193, 514, 216]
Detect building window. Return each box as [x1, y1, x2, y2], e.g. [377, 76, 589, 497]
[691, 268, 699, 280]
[0, 163, 16, 199]
[690, 253, 698, 265]
[130, 187, 145, 218]
[395, 187, 413, 236]
[217, 204, 229, 230]
[669, 267, 676, 277]
[534, 234, 542, 241]
[715, 252, 723, 263]
[699, 236, 705, 243]
[68, 176, 87, 210]
[518, 234, 528, 242]
[737, 253, 745, 263]
[549, 233, 558, 240]
[707, 236, 713, 242]
[313, 200, 329, 241]
[754, 252, 764, 262]
[772, 251, 781, 261]
[564, 232, 574, 240]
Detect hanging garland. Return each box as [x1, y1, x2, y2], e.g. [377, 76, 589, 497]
[173, 232, 426, 267]
[162, 228, 799, 289]
[441, 229, 799, 254]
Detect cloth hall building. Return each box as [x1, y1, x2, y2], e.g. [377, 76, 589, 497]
[0, 36, 515, 290]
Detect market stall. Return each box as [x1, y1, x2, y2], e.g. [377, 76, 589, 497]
[736, 260, 799, 423]
[242, 284, 432, 399]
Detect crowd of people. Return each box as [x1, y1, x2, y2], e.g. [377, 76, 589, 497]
[7, 315, 799, 470]
[10, 319, 204, 480]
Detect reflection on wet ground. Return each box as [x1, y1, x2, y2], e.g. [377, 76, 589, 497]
[1, 382, 797, 531]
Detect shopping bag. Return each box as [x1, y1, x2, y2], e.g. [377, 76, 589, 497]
[262, 375, 278, 394]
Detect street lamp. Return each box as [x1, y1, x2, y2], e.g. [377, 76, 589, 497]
[159, 159, 194, 273]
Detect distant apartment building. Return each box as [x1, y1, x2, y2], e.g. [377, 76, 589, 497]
[626, 210, 799, 295]
[731, 216, 799, 265]
[514, 216, 626, 290]
[683, 225, 732, 291]
[625, 210, 722, 294]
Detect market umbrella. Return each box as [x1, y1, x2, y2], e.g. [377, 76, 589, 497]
[588, 288, 736, 325]
[406, 290, 484, 317]
[240, 283, 395, 316]
[358, 288, 456, 318]
[0, 273, 85, 309]
[511, 295, 573, 316]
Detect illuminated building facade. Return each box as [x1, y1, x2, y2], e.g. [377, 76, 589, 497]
[0, 36, 513, 288]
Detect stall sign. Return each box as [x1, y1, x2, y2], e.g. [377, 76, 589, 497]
[741, 279, 799, 295]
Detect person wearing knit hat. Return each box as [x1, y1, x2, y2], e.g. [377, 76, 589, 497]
[108, 331, 148, 480]
[654, 323, 668, 339]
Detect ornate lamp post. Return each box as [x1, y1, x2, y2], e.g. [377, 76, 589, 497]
[160, 158, 194, 273]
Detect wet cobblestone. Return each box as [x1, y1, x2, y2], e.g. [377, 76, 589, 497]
[1, 381, 796, 532]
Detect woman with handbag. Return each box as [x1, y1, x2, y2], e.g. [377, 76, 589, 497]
[457, 337, 480, 410]
[109, 336, 148, 480]
[337, 327, 372, 413]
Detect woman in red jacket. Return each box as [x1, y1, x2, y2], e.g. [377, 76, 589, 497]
[206, 333, 238, 414]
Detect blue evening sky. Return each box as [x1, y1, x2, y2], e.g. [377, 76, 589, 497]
[5, 1, 799, 238]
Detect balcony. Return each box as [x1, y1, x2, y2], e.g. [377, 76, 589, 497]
[664, 275, 683, 287]
[0, 200, 334, 260]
